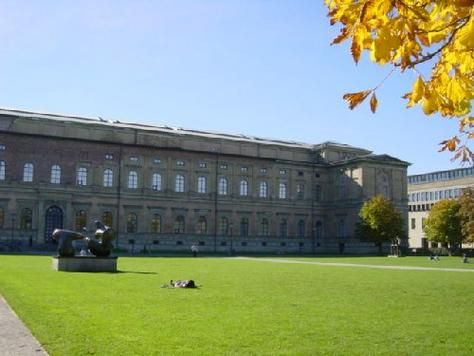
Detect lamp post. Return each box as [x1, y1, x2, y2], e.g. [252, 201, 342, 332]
[10, 213, 16, 244]
[229, 222, 233, 255]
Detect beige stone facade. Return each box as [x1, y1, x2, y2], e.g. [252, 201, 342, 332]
[407, 168, 474, 249]
[0, 108, 408, 254]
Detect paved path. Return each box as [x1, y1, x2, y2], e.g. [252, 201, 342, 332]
[0, 296, 48, 355]
[234, 257, 474, 273]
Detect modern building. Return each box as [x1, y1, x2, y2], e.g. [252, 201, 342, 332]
[0, 108, 409, 254]
[407, 167, 474, 249]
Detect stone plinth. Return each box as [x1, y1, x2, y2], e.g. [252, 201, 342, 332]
[52, 256, 118, 272]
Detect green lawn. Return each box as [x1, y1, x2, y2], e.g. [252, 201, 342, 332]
[0, 255, 473, 355]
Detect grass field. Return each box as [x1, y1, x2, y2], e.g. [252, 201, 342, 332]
[0, 255, 473, 355]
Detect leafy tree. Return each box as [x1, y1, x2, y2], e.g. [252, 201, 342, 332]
[325, 0, 474, 162]
[356, 195, 405, 253]
[424, 199, 462, 246]
[458, 187, 474, 243]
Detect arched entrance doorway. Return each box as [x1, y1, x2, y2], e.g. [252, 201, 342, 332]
[44, 206, 63, 243]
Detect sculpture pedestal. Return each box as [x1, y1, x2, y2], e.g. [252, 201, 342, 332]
[52, 256, 118, 272]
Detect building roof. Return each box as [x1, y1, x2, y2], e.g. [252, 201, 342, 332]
[0, 107, 370, 153]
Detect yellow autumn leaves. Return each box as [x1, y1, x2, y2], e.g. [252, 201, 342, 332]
[326, 0, 474, 162]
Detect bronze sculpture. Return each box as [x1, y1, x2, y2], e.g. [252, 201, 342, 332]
[52, 220, 115, 257]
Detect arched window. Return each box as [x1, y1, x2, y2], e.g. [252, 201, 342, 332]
[315, 221, 323, 239]
[152, 173, 162, 191]
[102, 211, 113, 227]
[197, 176, 207, 193]
[218, 177, 228, 195]
[174, 216, 185, 233]
[259, 181, 268, 198]
[260, 218, 269, 236]
[197, 216, 207, 234]
[127, 213, 138, 233]
[103, 169, 113, 187]
[297, 220, 305, 237]
[75, 210, 87, 231]
[0, 208, 4, 228]
[279, 183, 287, 199]
[175, 175, 185, 193]
[23, 163, 34, 182]
[219, 216, 229, 236]
[0, 161, 5, 180]
[77, 167, 88, 186]
[240, 217, 249, 237]
[50, 165, 61, 184]
[21, 208, 33, 230]
[128, 171, 138, 189]
[151, 214, 161, 233]
[240, 180, 248, 196]
[279, 218, 288, 237]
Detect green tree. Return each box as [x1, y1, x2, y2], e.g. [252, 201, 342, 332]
[356, 195, 404, 253]
[424, 199, 462, 247]
[458, 187, 474, 243]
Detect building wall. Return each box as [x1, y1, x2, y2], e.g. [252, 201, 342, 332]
[0, 110, 409, 254]
[407, 168, 474, 249]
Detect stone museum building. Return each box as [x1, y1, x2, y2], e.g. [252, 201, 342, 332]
[408, 167, 474, 249]
[0, 108, 409, 253]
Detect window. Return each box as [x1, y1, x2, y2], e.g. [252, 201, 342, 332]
[175, 175, 185, 192]
[260, 218, 269, 236]
[50, 165, 61, 184]
[337, 218, 346, 238]
[240, 180, 248, 196]
[240, 218, 249, 236]
[153, 158, 161, 164]
[152, 173, 162, 191]
[314, 184, 321, 202]
[0, 144, 5, 151]
[219, 217, 229, 236]
[218, 177, 228, 195]
[199, 162, 207, 168]
[296, 184, 304, 200]
[259, 181, 268, 198]
[174, 216, 185, 233]
[176, 160, 185, 166]
[197, 216, 207, 234]
[279, 219, 288, 237]
[279, 169, 287, 175]
[241, 166, 248, 172]
[21, 208, 33, 230]
[260, 168, 267, 174]
[77, 167, 88, 186]
[422, 218, 426, 231]
[102, 211, 113, 227]
[23, 163, 34, 182]
[128, 171, 138, 189]
[298, 220, 305, 237]
[315, 221, 323, 239]
[197, 176, 207, 193]
[103, 169, 113, 187]
[298, 171, 304, 177]
[129, 156, 138, 162]
[151, 214, 161, 233]
[0, 161, 4, 180]
[0, 208, 3, 228]
[338, 174, 347, 199]
[105, 154, 114, 160]
[411, 218, 416, 229]
[127, 213, 138, 233]
[220, 163, 228, 170]
[279, 183, 287, 199]
[75, 210, 87, 231]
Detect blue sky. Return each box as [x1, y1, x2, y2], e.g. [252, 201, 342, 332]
[0, 0, 467, 174]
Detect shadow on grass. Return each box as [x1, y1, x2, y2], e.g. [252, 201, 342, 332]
[116, 270, 158, 275]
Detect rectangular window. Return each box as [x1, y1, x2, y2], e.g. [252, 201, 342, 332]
[260, 168, 267, 174]
[153, 158, 161, 164]
[220, 163, 228, 170]
[0, 144, 6, 151]
[199, 162, 207, 168]
[241, 166, 248, 172]
[105, 154, 114, 160]
[176, 160, 185, 166]
[129, 156, 138, 162]
[279, 169, 287, 175]
[411, 218, 416, 230]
